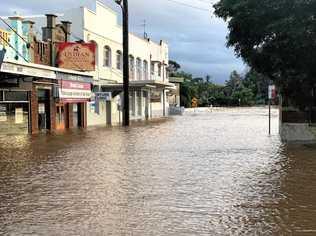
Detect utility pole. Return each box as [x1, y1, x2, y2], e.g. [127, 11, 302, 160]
[115, 0, 130, 126]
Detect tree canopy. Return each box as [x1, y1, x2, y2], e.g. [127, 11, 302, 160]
[169, 60, 270, 108]
[214, 0, 316, 109]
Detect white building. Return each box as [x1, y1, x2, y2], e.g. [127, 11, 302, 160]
[59, 1, 175, 126]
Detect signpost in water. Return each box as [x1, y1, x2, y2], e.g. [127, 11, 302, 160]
[268, 85, 276, 135]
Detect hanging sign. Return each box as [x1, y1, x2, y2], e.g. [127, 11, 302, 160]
[95, 92, 112, 101]
[59, 80, 92, 100]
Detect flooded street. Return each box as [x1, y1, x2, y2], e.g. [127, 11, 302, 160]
[1, 107, 316, 235]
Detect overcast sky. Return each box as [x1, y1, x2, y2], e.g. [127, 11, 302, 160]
[0, 0, 245, 84]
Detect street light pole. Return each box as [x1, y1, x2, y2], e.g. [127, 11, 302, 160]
[115, 0, 130, 126]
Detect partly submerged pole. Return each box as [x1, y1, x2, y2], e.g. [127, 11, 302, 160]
[122, 0, 130, 126]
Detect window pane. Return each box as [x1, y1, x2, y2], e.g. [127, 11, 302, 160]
[0, 103, 29, 134]
[5, 91, 28, 101]
[104, 47, 111, 67]
[116, 51, 122, 70]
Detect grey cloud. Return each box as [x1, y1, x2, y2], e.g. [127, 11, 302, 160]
[1, 0, 244, 83]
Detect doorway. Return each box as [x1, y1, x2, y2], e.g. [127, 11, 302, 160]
[72, 103, 79, 127]
[56, 104, 65, 131]
[37, 89, 51, 132]
[106, 101, 111, 125]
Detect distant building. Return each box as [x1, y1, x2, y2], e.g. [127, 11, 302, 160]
[168, 77, 184, 115]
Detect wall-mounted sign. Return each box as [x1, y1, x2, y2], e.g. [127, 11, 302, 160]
[0, 62, 56, 79]
[57, 43, 96, 71]
[95, 92, 112, 101]
[59, 80, 92, 100]
[56, 72, 93, 83]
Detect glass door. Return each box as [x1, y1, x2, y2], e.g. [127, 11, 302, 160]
[56, 104, 65, 131]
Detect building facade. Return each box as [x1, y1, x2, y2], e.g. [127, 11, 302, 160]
[0, 15, 93, 135]
[60, 1, 175, 126]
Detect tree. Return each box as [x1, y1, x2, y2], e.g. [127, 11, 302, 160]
[214, 0, 316, 110]
[170, 60, 266, 108]
[243, 69, 270, 104]
[206, 75, 212, 83]
[168, 60, 181, 75]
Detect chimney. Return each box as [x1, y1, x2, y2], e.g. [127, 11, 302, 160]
[8, 15, 24, 33]
[61, 21, 72, 42]
[8, 15, 24, 61]
[22, 20, 35, 37]
[42, 14, 58, 66]
[46, 14, 57, 28]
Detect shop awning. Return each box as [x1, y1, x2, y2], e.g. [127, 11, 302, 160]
[100, 80, 176, 91]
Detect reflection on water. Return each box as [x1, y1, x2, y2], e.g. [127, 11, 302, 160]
[0, 107, 316, 235]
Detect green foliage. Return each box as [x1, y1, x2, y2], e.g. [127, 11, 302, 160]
[213, 0, 316, 110]
[168, 60, 181, 75]
[173, 67, 269, 108]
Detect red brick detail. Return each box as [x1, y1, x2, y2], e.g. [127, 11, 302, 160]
[49, 90, 56, 131]
[33, 41, 51, 66]
[68, 104, 74, 129]
[30, 85, 39, 134]
[83, 103, 87, 128]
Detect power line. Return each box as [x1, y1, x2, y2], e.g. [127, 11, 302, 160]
[0, 16, 32, 49]
[165, 0, 211, 12]
[0, 33, 29, 62]
[195, 0, 213, 3]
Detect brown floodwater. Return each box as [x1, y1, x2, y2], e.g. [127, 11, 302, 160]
[0, 107, 316, 235]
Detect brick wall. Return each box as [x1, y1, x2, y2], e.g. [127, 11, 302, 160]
[30, 85, 39, 134]
[68, 104, 74, 129]
[30, 83, 57, 134]
[49, 89, 56, 131]
[33, 40, 51, 66]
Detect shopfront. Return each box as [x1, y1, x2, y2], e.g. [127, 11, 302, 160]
[55, 72, 92, 131]
[0, 61, 56, 135]
[0, 90, 30, 135]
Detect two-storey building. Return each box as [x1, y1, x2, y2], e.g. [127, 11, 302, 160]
[60, 1, 175, 126]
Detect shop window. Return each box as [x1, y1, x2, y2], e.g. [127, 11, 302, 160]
[73, 104, 79, 127]
[5, 91, 28, 101]
[0, 103, 29, 134]
[56, 105, 65, 130]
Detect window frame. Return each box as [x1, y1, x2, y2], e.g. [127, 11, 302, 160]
[103, 46, 112, 67]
